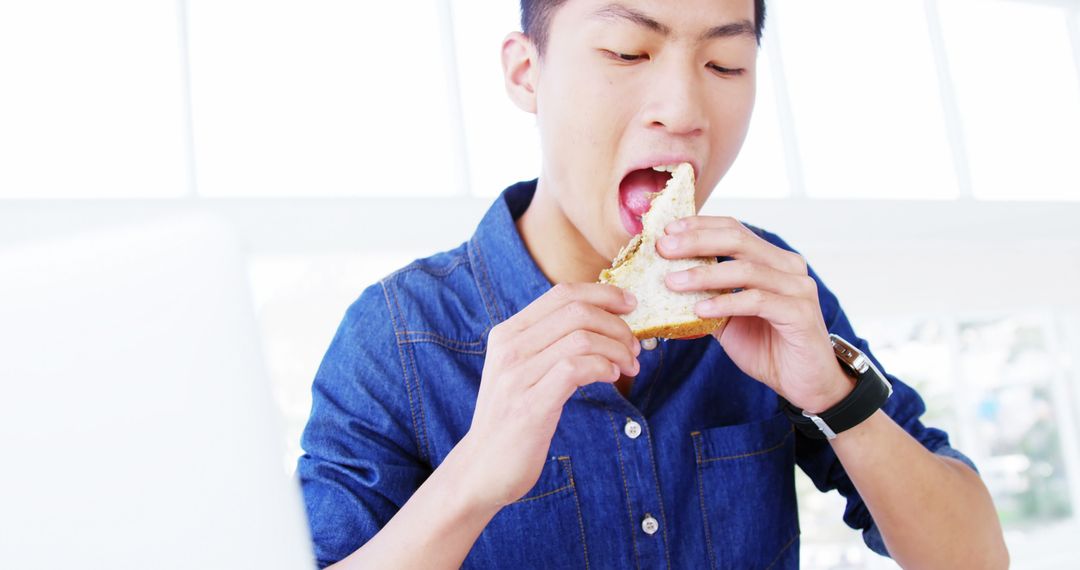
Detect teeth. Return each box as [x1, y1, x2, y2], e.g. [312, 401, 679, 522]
[651, 164, 680, 173]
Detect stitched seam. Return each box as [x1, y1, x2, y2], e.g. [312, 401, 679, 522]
[380, 280, 426, 462]
[640, 414, 673, 570]
[763, 528, 799, 570]
[579, 388, 641, 570]
[389, 281, 435, 463]
[384, 253, 469, 280]
[398, 339, 487, 355]
[696, 428, 794, 463]
[563, 457, 591, 570]
[396, 330, 485, 347]
[467, 237, 505, 324]
[692, 433, 719, 570]
[510, 484, 573, 503]
[639, 341, 665, 412]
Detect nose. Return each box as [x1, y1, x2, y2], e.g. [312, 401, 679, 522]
[640, 61, 708, 137]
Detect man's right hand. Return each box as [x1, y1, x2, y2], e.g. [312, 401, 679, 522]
[457, 282, 641, 510]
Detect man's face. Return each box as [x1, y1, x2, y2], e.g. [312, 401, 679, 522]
[533, 0, 758, 260]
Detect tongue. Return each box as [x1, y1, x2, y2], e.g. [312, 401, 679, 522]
[620, 169, 671, 216]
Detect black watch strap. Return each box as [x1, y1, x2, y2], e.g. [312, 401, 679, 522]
[781, 335, 893, 440]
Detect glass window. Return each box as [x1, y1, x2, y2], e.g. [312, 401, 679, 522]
[939, 0, 1080, 201]
[711, 43, 791, 200]
[0, 1, 189, 198]
[778, 0, 958, 200]
[799, 311, 1080, 568]
[187, 0, 462, 197]
[451, 0, 541, 197]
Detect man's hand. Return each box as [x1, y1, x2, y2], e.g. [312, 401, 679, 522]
[657, 216, 851, 413]
[458, 283, 640, 509]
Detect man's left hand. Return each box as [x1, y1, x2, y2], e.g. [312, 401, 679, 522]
[657, 215, 852, 413]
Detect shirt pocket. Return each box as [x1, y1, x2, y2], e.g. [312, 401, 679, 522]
[463, 455, 589, 569]
[691, 411, 800, 569]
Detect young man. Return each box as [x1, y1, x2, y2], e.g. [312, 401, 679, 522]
[297, 1, 1009, 568]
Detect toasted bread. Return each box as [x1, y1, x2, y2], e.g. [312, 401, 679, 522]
[599, 163, 730, 340]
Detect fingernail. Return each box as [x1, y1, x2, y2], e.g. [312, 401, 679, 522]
[696, 300, 714, 315]
[660, 236, 679, 250]
[631, 359, 641, 374]
[611, 363, 621, 379]
[667, 220, 685, 233]
[668, 271, 689, 285]
[624, 290, 637, 306]
[632, 341, 641, 356]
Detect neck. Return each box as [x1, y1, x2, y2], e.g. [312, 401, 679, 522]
[516, 178, 611, 285]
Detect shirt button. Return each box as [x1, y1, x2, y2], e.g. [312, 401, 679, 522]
[640, 337, 658, 351]
[624, 418, 642, 439]
[641, 514, 659, 535]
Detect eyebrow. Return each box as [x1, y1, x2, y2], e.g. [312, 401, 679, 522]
[591, 3, 756, 43]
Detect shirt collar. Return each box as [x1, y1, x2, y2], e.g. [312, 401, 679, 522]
[467, 179, 554, 325]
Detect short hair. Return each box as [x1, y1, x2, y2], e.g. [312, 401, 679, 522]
[520, 0, 767, 54]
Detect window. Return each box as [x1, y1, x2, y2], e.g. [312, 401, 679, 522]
[777, 0, 959, 200]
[187, 0, 463, 197]
[939, 0, 1080, 201]
[0, 1, 189, 198]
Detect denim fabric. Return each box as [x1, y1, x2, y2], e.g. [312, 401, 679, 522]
[297, 180, 976, 569]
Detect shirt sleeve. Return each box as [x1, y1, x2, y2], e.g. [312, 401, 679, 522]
[296, 283, 432, 568]
[746, 225, 978, 558]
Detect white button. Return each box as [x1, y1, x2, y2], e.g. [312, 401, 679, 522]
[641, 514, 659, 535]
[640, 337, 658, 351]
[624, 418, 642, 439]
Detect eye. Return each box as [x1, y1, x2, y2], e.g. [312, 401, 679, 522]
[707, 63, 745, 76]
[602, 49, 648, 63]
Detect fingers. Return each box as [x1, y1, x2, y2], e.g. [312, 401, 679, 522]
[693, 288, 817, 327]
[512, 297, 640, 359]
[508, 282, 636, 332]
[526, 355, 621, 412]
[657, 216, 808, 276]
[517, 330, 640, 389]
[665, 259, 818, 299]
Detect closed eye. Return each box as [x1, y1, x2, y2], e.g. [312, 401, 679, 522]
[601, 49, 649, 63]
[707, 63, 745, 76]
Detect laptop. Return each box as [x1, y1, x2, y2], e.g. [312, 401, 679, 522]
[0, 213, 315, 569]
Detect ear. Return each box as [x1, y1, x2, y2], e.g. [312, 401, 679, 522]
[501, 32, 538, 114]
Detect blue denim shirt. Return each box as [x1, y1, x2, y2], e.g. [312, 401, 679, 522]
[297, 180, 975, 569]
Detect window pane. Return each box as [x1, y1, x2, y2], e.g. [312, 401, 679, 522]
[711, 44, 790, 200]
[0, 1, 189, 198]
[778, 0, 958, 199]
[451, 0, 541, 197]
[188, 1, 461, 197]
[940, 0, 1080, 201]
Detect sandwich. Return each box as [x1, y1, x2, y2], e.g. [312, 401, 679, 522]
[599, 163, 730, 340]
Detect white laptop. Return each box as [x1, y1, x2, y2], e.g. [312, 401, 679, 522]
[0, 213, 314, 569]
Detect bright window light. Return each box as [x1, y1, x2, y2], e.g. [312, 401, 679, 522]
[0, 1, 189, 199]
[940, 0, 1080, 201]
[451, 0, 541, 197]
[712, 43, 791, 200]
[778, 0, 959, 200]
[187, 0, 461, 197]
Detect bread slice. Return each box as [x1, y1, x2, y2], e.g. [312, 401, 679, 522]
[599, 163, 730, 340]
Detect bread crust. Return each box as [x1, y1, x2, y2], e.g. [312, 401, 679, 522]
[631, 315, 729, 340]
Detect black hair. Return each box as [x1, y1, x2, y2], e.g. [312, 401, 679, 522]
[520, 0, 767, 54]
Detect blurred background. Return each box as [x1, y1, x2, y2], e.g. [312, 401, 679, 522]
[1, 0, 1078, 567]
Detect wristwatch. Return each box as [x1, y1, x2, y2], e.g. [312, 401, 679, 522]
[781, 334, 893, 440]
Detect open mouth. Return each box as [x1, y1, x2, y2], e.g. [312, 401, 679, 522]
[618, 165, 679, 236]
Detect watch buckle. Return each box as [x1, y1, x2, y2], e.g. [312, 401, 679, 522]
[802, 411, 838, 440]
